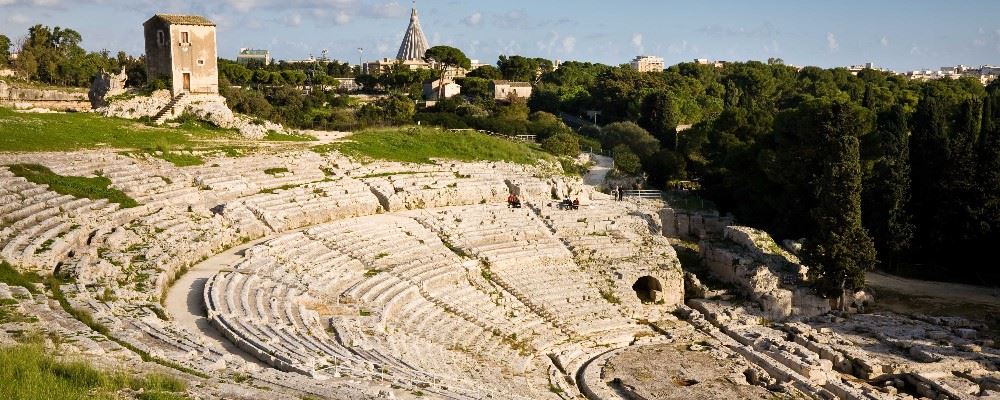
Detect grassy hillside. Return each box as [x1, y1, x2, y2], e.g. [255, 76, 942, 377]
[0, 342, 188, 400]
[7, 164, 139, 208]
[319, 127, 552, 164]
[0, 107, 235, 152]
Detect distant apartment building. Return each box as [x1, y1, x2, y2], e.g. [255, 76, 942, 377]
[236, 48, 270, 66]
[492, 80, 532, 101]
[630, 55, 664, 72]
[143, 14, 219, 95]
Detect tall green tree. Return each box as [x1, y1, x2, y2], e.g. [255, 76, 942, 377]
[801, 101, 876, 306]
[0, 35, 10, 68]
[423, 45, 471, 99]
[638, 91, 679, 148]
[979, 84, 1000, 282]
[861, 105, 914, 271]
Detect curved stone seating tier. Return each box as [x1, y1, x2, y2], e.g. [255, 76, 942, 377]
[240, 178, 381, 232]
[189, 154, 328, 200]
[414, 205, 643, 342]
[362, 171, 509, 212]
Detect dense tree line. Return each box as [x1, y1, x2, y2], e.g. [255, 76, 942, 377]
[5, 25, 145, 87]
[519, 57, 999, 286]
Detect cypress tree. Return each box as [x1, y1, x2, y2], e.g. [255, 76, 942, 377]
[802, 101, 877, 307]
[908, 95, 951, 273]
[978, 85, 1000, 282]
[862, 105, 914, 271]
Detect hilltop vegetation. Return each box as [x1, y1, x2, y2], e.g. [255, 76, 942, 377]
[318, 127, 552, 165]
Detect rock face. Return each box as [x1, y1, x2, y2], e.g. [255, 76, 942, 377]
[88, 68, 128, 108]
[100, 91, 283, 139]
[0, 80, 91, 111]
[700, 226, 830, 320]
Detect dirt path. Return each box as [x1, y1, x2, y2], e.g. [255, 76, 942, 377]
[583, 153, 612, 187]
[866, 271, 1000, 339]
[867, 271, 1000, 306]
[163, 235, 276, 366]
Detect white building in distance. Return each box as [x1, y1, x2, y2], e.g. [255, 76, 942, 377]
[492, 80, 532, 101]
[630, 55, 664, 72]
[236, 48, 270, 65]
[423, 79, 461, 101]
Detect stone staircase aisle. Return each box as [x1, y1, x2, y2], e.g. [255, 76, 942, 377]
[152, 92, 187, 125]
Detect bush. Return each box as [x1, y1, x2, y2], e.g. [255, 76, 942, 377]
[602, 121, 660, 159]
[612, 144, 642, 175]
[414, 112, 469, 129]
[541, 132, 580, 156]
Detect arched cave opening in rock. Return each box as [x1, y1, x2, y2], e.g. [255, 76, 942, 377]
[632, 276, 662, 303]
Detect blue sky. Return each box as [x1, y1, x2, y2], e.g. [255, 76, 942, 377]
[1, 0, 999, 71]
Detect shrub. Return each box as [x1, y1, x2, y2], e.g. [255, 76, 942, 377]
[612, 144, 642, 175]
[541, 132, 580, 156]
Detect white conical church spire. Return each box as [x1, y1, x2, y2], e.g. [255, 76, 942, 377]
[396, 4, 429, 61]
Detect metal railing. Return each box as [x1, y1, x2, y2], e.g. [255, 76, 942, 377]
[620, 189, 664, 199]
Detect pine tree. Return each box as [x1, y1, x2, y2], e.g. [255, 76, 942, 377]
[802, 101, 877, 307]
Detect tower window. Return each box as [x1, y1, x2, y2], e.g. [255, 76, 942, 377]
[181, 31, 190, 44]
[156, 30, 165, 46]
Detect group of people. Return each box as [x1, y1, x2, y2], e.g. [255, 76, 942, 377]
[559, 198, 580, 210]
[612, 186, 626, 201]
[507, 192, 580, 210]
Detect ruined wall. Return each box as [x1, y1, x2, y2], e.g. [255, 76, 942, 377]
[659, 208, 734, 240]
[0, 80, 91, 111]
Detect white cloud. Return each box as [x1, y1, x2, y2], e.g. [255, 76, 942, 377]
[880, 36, 889, 47]
[281, 13, 302, 27]
[333, 10, 350, 25]
[561, 36, 576, 53]
[910, 45, 923, 56]
[827, 32, 839, 52]
[226, 0, 257, 13]
[464, 12, 481, 26]
[6, 12, 28, 23]
[0, 0, 17, 5]
[631, 33, 643, 53]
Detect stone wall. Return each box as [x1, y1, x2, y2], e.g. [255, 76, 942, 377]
[0, 80, 91, 111]
[659, 207, 734, 240]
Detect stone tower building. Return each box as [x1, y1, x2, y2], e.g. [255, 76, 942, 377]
[396, 7, 429, 61]
[143, 14, 219, 96]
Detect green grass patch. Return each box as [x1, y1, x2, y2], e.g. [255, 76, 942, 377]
[264, 131, 317, 142]
[0, 342, 188, 400]
[153, 151, 204, 167]
[263, 167, 289, 176]
[316, 127, 551, 165]
[0, 261, 44, 294]
[7, 164, 139, 208]
[0, 107, 235, 152]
